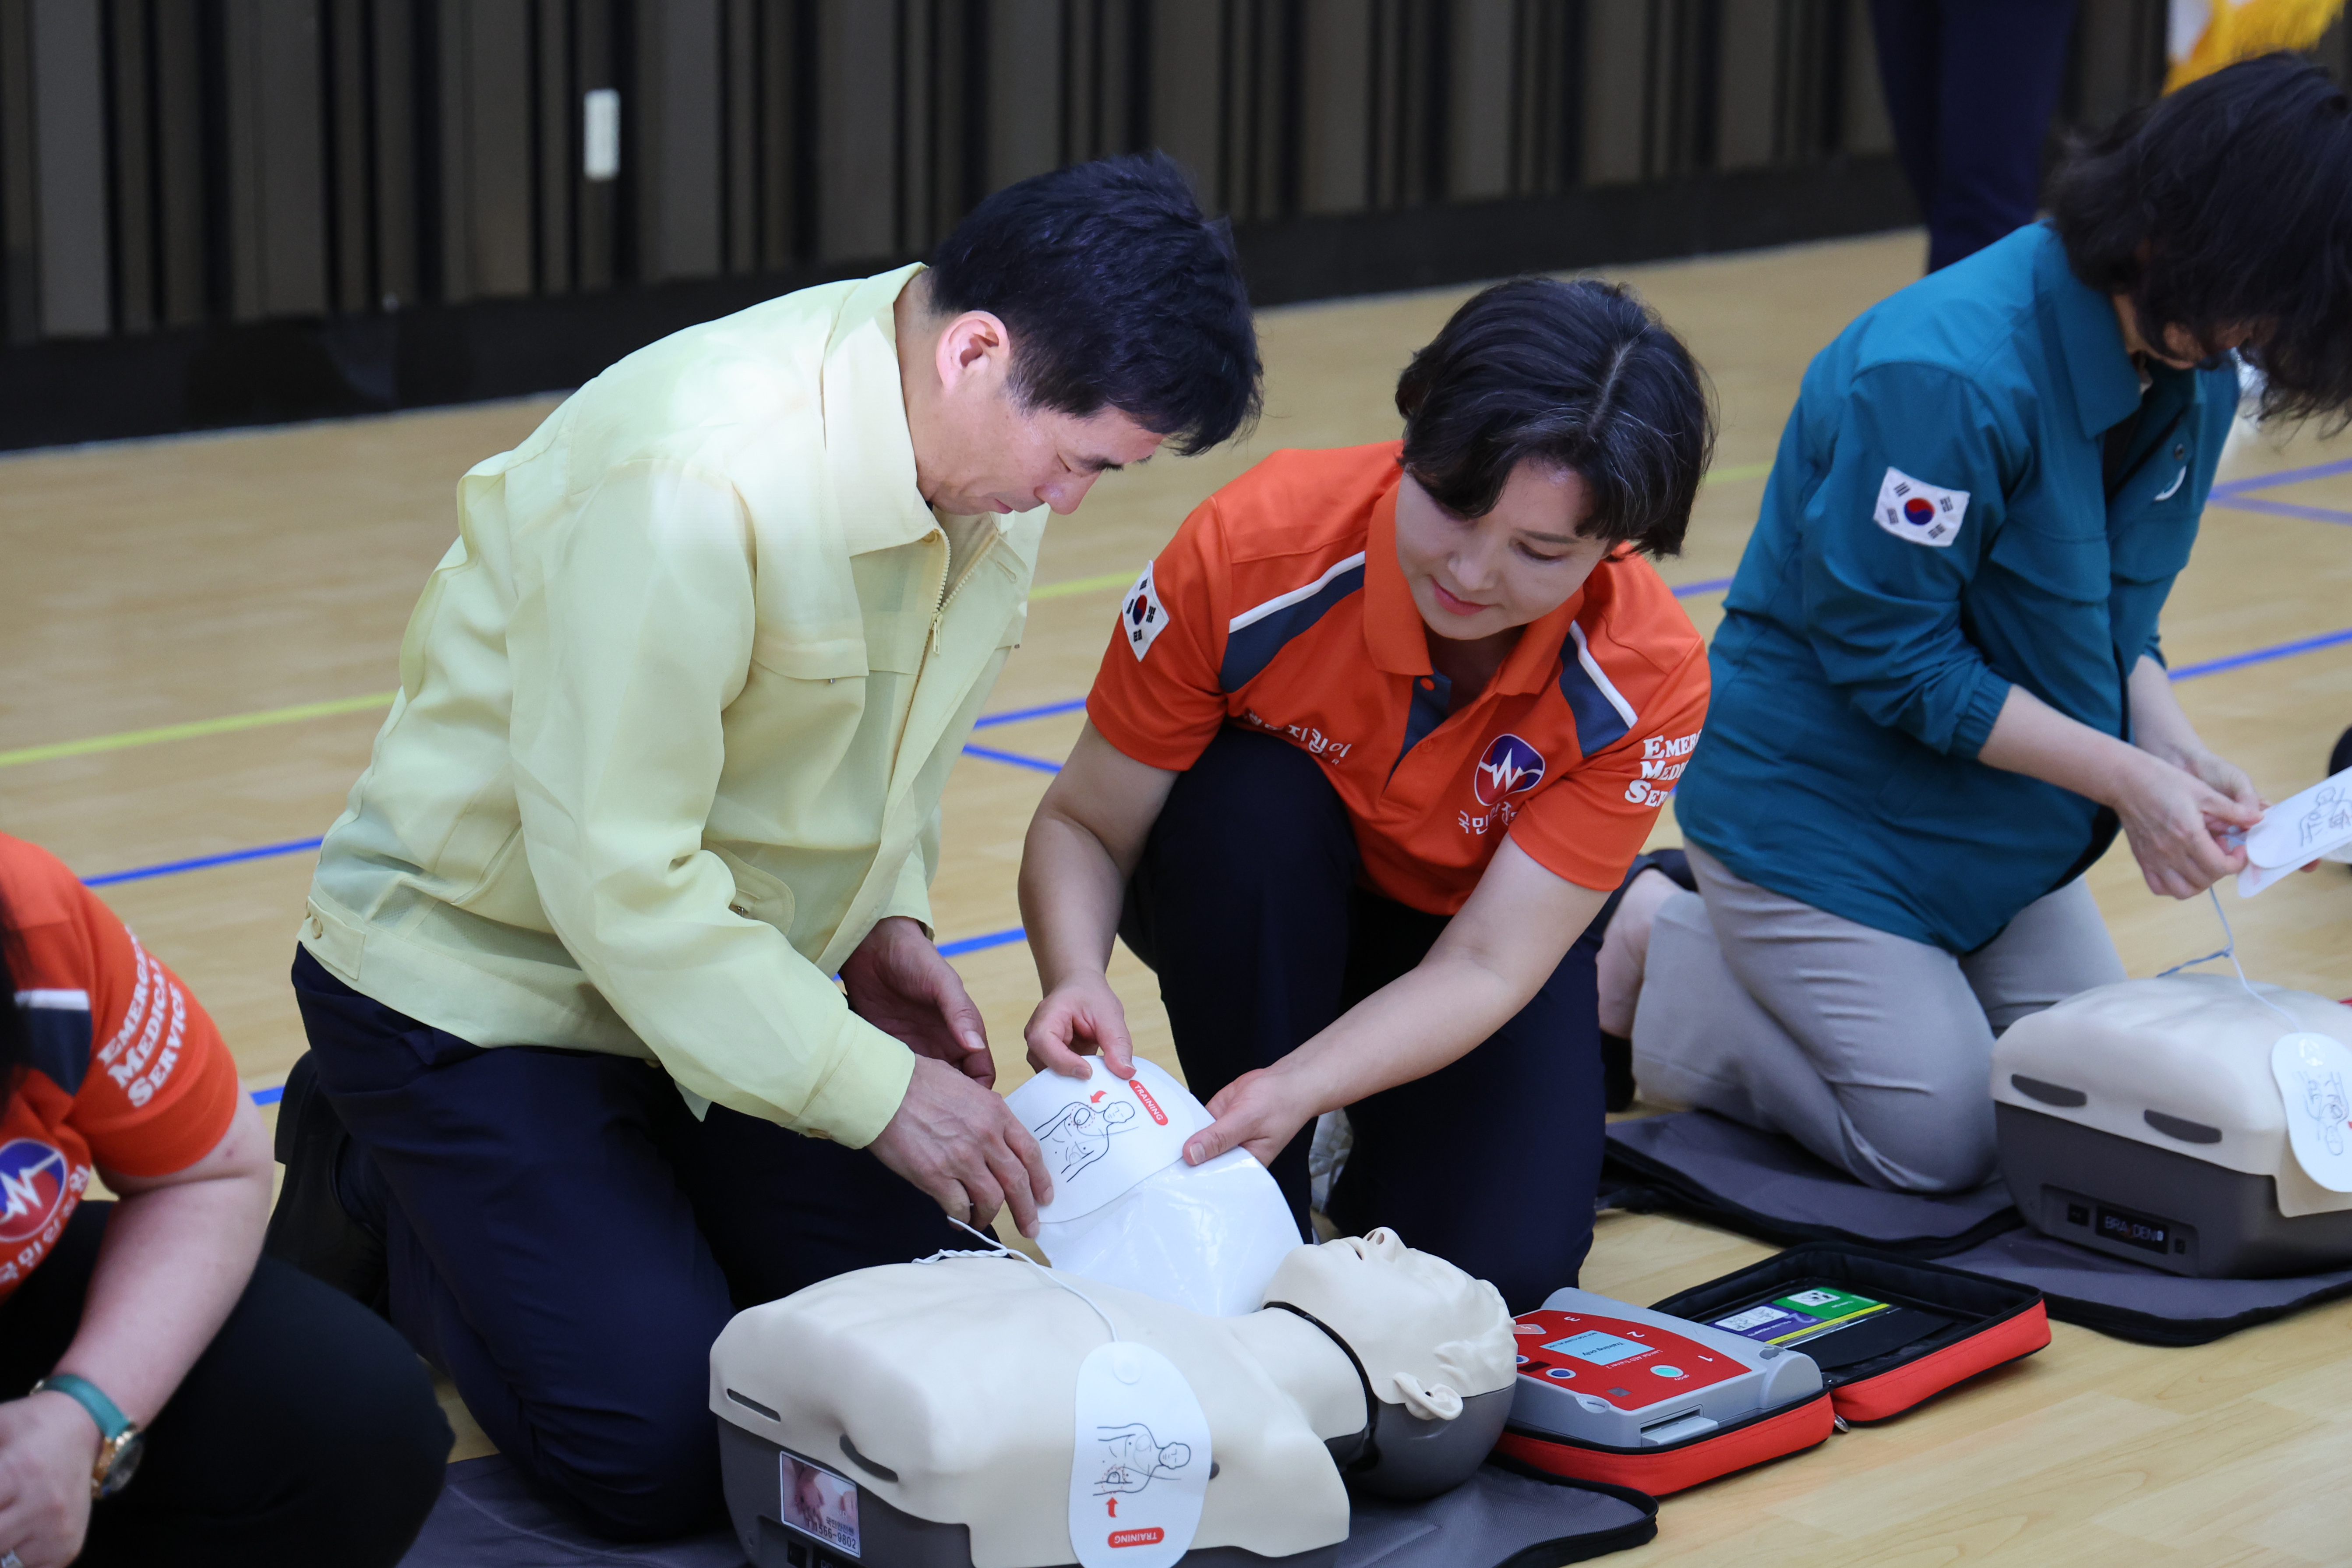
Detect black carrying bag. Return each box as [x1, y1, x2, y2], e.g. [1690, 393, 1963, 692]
[401, 1455, 1660, 1568]
[1603, 1111, 2020, 1256]
[1603, 1111, 2352, 1344]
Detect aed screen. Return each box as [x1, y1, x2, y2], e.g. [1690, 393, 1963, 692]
[2096, 1205, 2171, 1254]
[1542, 1330, 1648, 1366]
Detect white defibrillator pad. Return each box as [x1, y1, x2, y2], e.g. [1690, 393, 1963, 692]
[1008, 1059, 1210, 1224]
[1068, 1341, 1210, 1568]
[2273, 1032, 2352, 1192]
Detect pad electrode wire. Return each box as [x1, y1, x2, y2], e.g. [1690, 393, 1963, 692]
[930, 1215, 1121, 1343]
[2158, 887, 2301, 1028]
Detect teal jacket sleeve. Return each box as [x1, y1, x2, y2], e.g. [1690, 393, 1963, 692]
[1798, 362, 2018, 760]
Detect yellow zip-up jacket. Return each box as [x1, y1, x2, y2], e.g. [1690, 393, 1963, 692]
[299, 264, 1043, 1148]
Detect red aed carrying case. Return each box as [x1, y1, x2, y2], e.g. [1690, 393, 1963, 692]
[1649, 1243, 2050, 1425]
[1494, 1244, 2048, 1496]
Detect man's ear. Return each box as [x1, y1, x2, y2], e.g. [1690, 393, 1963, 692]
[935, 310, 1012, 397]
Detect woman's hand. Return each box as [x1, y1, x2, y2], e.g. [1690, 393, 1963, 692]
[2114, 746, 2259, 898]
[1184, 1065, 1321, 1170]
[0, 1391, 99, 1568]
[1023, 973, 1136, 1080]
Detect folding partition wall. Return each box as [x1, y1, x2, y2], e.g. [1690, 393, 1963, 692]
[0, 0, 2245, 447]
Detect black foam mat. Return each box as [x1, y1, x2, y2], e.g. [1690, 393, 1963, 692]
[1603, 1110, 2020, 1255]
[402, 1456, 1656, 1567]
[1935, 1228, 2352, 1347]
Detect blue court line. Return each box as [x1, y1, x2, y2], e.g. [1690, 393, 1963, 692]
[250, 1084, 283, 1106]
[938, 926, 1027, 957]
[74, 617, 2352, 891]
[961, 743, 1063, 774]
[82, 837, 325, 887]
[1670, 577, 1732, 598]
[971, 698, 1088, 728]
[2169, 626, 2352, 681]
[2206, 455, 2352, 499]
[2207, 494, 2352, 526]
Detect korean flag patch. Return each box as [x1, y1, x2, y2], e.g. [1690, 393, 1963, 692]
[1122, 561, 1169, 661]
[1874, 466, 1969, 548]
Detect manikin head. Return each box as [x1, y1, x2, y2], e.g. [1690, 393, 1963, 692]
[1262, 1229, 1515, 1420]
[897, 152, 1262, 517]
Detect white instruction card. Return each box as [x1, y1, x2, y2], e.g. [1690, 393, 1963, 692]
[2272, 1032, 2352, 1193]
[1068, 1341, 1211, 1568]
[1006, 1058, 1212, 1224]
[2239, 767, 2352, 896]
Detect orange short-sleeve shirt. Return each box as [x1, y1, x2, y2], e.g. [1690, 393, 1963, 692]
[1087, 443, 1710, 915]
[1, 833, 241, 1301]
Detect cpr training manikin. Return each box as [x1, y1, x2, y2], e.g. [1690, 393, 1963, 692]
[707, 1062, 1517, 1568]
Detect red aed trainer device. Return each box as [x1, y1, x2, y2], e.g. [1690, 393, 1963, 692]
[1496, 1286, 1837, 1495]
[1505, 1287, 1824, 1448]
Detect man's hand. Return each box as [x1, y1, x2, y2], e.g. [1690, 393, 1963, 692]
[842, 917, 995, 1086]
[1183, 1064, 1319, 1172]
[0, 1392, 99, 1568]
[1023, 973, 1137, 1081]
[869, 1057, 1054, 1237]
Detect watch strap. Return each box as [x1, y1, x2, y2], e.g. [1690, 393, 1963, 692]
[30, 1374, 132, 1441]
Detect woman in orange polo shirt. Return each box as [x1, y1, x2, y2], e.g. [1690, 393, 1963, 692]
[0, 833, 446, 1567]
[1017, 278, 1713, 1306]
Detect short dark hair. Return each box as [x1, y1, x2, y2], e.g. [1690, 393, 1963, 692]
[926, 153, 1261, 456]
[1394, 277, 1713, 556]
[2048, 53, 2352, 422]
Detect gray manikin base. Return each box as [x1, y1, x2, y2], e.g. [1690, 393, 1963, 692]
[1997, 1104, 2352, 1278]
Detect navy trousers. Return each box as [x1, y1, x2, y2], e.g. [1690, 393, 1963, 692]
[1120, 727, 1609, 1313]
[1870, 0, 2080, 272]
[289, 949, 961, 1540]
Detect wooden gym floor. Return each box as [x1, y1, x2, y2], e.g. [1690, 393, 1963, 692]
[3, 229, 2348, 1564]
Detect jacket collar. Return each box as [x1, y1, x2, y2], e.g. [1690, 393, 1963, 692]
[2034, 225, 2144, 442]
[1361, 478, 1586, 692]
[823, 263, 948, 557]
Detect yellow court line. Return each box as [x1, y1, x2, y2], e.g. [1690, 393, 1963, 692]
[0, 692, 398, 771]
[5, 467, 1783, 772]
[1029, 570, 1137, 601]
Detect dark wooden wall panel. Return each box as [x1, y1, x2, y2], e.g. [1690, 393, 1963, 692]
[814, 0, 897, 261]
[30, 0, 112, 335]
[0, 0, 2240, 449]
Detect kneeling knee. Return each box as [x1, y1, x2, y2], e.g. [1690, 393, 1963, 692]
[551, 1432, 726, 1541]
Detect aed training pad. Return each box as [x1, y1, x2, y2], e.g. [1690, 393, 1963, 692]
[1603, 1111, 2021, 1256]
[408, 1453, 1658, 1567]
[1935, 1227, 2352, 1347]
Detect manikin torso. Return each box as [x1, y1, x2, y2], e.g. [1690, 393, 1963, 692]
[708, 1231, 1515, 1568]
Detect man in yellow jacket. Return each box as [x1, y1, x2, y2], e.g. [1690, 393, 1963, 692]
[264, 154, 1260, 1537]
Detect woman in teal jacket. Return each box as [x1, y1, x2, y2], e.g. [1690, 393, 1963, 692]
[1603, 56, 2352, 1191]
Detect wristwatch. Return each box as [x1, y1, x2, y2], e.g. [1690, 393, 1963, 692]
[28, 1374, 145, 1498]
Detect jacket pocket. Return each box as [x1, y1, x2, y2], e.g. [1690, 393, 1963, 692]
[2107, 506, 2197, 586]
[706, 843, 798, 934]
[1985, 521, 2107, 603]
